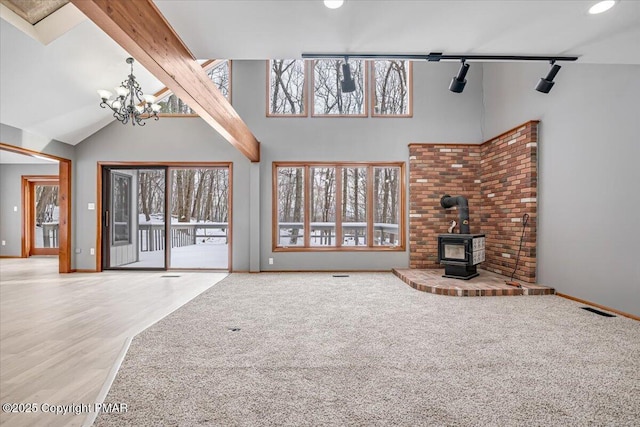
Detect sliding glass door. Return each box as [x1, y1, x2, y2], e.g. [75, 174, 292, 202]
[102, 167, 166, 269]
[101, 165, 229, 270]
[169, 168, 229, 269]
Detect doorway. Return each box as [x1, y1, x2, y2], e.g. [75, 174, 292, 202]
[22, 176, 59, 257]
[100, 164, 231, 271]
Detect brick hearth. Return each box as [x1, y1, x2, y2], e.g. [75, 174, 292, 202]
[393, 268, 554, 297]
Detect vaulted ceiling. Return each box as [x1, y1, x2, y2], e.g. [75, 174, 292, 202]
[1, 0, 639, 147]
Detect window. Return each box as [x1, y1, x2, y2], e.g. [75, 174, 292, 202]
[372, 60, 412, 117]
[273, 162, 405, 251]
[312, 59, 366, 116]
[155, 60, 231, 115]
[111, 173, 131, 245]
[268, 59, 307, 116]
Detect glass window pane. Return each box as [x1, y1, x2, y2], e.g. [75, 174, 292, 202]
[111, 173, 131, 245]
[341, 167, 367, 246]
[277, 167, 305, 246]
[373, 60, 410, 115]
[310, 167, 336, 246]
[268, 60, 306, 115]
[373, 167, 400, 246]
[313, 59, 366, 115]
[33, 185, 59, 249]
[156, 60, 230, 114]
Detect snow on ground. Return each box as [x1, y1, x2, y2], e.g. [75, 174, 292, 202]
[124, 242, 228, 269]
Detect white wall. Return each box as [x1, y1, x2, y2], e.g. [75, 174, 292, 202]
[483, 62, 640, 316]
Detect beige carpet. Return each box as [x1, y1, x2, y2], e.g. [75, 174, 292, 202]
[95, 273, 640, 426]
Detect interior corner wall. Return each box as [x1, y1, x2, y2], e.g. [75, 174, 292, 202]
[482, 62, 640, 316]
[408, 144, 482, 269]
[0, 163, 59, 256]
[479, 122, 538, 283]
[408, 121, 538, 282]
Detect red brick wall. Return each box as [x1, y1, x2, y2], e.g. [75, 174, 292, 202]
[409, 121, 538, 282]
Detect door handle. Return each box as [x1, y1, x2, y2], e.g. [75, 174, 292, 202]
[104, 210, 109, 227]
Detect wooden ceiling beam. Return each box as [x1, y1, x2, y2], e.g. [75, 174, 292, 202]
[71, 0, 260, 162]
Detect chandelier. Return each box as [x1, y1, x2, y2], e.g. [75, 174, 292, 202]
[97, 57, 161, 126]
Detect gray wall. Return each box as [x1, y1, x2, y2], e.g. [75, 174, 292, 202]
[483, 62, 640, 316]
[0, 163, 59, 256]
[233, 60, 485, 271]
[74, 118, 252, 271]
[74, 60, 485, 272]
[1, 123, 75, 161]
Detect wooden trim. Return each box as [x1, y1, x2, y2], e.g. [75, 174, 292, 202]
[0, 144, 72, 273]
[335, 166, 343, 248]
[555, 293, 640, 322]
[154, 59, 233, 117]
[0, 142, 69, 162]
[273, 246, 405, 253]
[27, 179, 60, 257]
[96, 164, 103, 272]
[370, 60, 414, 118]
[311, 58, 369, 118]
[366, 166, 374, 246]
[303, 165, 310, 247]
[57, 161, 71, 272]
[71, 0, 259, 162]
[227, 163, 233, 272]
[265, 59, 309, 117]
[0, 255, 23, 258]
[74, 269, 100, 273]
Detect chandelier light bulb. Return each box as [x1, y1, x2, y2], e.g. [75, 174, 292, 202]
[324, 0, 344, 9]
[97, 89, 112, 100]
[115, 86, 128, 97]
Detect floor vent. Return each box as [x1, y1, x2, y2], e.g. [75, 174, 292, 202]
[332, 274, 350, 278]
[581, 307, 616, 317]
[161, 275, 181, 278]
[227, 327, 241, 332]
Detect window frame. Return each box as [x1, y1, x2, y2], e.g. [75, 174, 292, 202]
[266, 59, 309, 117]
[153, 59, 232, 117]
[370, 60, 413, 118]
[310, 59, 369, 118]
[272, 161, 406, 252]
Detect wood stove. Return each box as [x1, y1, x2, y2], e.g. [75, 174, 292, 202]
[438, 234, 485, 279]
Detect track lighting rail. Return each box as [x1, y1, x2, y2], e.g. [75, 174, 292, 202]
[301, 52, 579, 63]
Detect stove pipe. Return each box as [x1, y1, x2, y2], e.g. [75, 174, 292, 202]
[440, 194, 470, 234]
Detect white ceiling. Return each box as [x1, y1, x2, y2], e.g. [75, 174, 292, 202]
[0, 1, 638, 147]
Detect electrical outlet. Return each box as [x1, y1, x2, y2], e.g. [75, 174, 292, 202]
[13, 206, 17, 212]
[268, 257, 274, 265]
[90, 248, 95, 255]
[75, 248, 81, 254]
[1, 240, 5, 246]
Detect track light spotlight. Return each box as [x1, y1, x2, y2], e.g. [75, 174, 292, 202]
[341, 59, 356, 93]
[536, 62, 562, 93]
[449, 60, 469, 93]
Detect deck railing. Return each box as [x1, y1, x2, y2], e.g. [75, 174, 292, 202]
[138, 223, 228, 252]
[41, 223, 59, 248]
[277, 222, 399, 246]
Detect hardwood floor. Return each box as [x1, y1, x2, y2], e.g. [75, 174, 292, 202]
[0, 257, 226, 427]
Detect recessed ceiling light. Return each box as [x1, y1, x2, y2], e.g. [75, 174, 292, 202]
[324, 0, 344, 9]
[588, 0, 616, 14]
